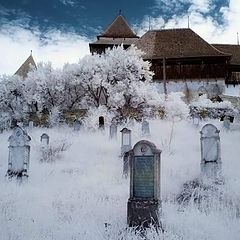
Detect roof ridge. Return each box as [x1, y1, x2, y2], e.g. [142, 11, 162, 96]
[99, 15, 138, 38]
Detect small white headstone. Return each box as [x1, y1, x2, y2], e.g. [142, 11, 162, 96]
[141, 120, 150, 137]
[223, 116, 230, 130]
[120, 128, 132, 156]
[29, 121, 34, 130]
[109, 123, 117, 139]
[73, 120, 81, 131]
[200, 124, 221, 179]
[7, 127, 31, 178]
[40, 133, 50, 162]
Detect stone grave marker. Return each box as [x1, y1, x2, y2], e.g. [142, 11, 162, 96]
[223, 116, 230, 130]
[200, 124, 221, 179]
[192, 112, 200, 127]
[109, 123, 117, 140]
[120, 128, 132, 156]
[127, 140, 161, 228]
[141, 119, 150, 137]
[28, 121, 34, 130]
[99, 116, 104, 130]
[7, 127, 31, 178]
[40, 133, 50, 161]
[73, 119, 81, 131]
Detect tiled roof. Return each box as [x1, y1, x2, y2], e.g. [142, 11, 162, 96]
[99, 15, 138, 38]
[212, 44, 240, 65]
[134, 28, 230, 59]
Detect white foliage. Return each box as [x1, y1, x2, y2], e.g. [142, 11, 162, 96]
[164, 92, 190, 120]
[83, 105, 115, 130]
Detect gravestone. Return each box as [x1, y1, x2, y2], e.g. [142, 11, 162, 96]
[120, 128, 132, 157]
[109, 123, 117, 140]
[7, 127, 31, 178]
[223, 116, 230, 130]
[141, 119, 150, 137]
[127, 117, 135, 127]
[192, 113, 200, 127]
[41, 133, 50, 145]
[40, 133, 50, 161]
[127, 140, 161, 228]
[28, 121, 34, 130]
[200, 124, 221, 179]
[73, 119, 81, 131]
[99, 116, 104, 130]
[123, 151, 130, 177]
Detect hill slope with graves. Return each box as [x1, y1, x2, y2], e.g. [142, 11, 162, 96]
[0, 119, 240, 239]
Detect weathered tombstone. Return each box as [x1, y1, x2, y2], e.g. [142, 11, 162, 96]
[192, 112, 200, 127]
[41, 133, 49, 146]
[99, 116, 104, 130]
[7, 127, 31, 178]
[141, 119, 150, 137]
[123, 151, 130, 177]
[120, 128, 132, 156]
[127, 140, 161, 229]
[200, 124, 221, 179]
[28, 121, 34, 130]
[40, 133, 50, 161]
[127, 117, 135, 127]
[73, 119, 81, 131]
[109, 123, 117, 140]
[223, 116, 230, 130]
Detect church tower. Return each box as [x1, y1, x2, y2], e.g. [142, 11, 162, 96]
[89, 14, 139, 54]
[15, 52, 37, 78]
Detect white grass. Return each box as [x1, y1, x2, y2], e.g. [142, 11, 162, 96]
[0, 119, 240, 240]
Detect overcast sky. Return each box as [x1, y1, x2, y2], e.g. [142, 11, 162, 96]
[0, 0, 240, 75]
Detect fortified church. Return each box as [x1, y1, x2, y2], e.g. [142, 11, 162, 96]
[89, 14, 240, 87]
[16, 14, 240, 89]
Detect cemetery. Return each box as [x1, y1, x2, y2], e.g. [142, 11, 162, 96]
[0, 117, 240, 240]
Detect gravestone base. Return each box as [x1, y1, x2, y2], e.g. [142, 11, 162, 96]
[127, 199, 160, 228]
[201, 162, 222, 181]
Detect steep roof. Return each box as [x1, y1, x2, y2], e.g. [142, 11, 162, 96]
[134, 28, 230, 59]
[212, 44, 240, 65]
[99, 15, 138, 38]
[15, 54, 37, 78]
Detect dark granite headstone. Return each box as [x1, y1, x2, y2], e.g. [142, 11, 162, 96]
[127, 140, 161, 229]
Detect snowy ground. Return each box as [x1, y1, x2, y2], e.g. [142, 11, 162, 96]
[0, 119, 240, 240]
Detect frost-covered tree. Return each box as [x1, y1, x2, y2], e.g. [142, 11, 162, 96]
[73, 45, 156, 110]
[0, 75, 28, 122]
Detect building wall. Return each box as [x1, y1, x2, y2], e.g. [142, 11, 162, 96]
[150, 57, 228, 81]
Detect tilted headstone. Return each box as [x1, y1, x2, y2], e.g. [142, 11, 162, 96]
[73, 120, 81, 131]
[109, 123, 117, 140]
[40, 133, 50, 161]
[141, 119, 150, 137]
[127, 140, 161, 228]
[7, 127, 31, 178]
[99, 116, 104, 130]
[120, 128, 132, 156]
[223, 116, 230, 130]
[200, 124, 221, 179]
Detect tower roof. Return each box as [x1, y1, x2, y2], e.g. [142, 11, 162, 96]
[15, 53, 37, 78]
[134, 28, 230, 59]
[99, 15, 138, 38]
